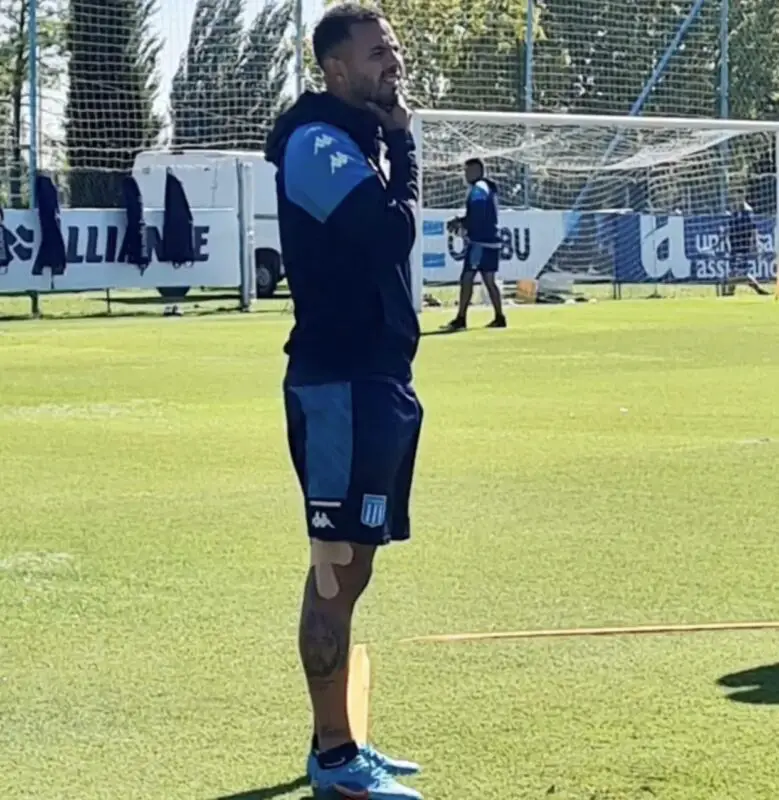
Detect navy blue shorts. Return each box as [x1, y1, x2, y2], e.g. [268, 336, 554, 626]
[284, 379, 423, 546]
[463, 244, 499, 274]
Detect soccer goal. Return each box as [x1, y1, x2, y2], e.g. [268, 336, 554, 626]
[410, 110, 779, 304]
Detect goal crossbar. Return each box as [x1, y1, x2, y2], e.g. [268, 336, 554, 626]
[417, 109, 779, 134]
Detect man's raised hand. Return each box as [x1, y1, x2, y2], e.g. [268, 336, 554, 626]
[366, 95, 412, 132]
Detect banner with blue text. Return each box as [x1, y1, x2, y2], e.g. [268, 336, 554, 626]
[421, 210, 777, 285]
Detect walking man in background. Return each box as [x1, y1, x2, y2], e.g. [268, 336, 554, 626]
[265, 4, 423, 799]
[444, 157, 507, 330]
[723, 199, 769, 296]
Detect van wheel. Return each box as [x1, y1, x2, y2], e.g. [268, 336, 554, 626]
[158, 286, 190, 299]
[255, 249, 281, 298]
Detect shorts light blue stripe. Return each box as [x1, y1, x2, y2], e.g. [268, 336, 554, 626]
[470, 244, 484, 267]
[290, 382, 353, 500]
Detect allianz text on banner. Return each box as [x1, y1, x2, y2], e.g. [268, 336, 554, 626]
[421, 209, 571, 283]
[0, 209, 241, 293]
[613, 213, 777, 284]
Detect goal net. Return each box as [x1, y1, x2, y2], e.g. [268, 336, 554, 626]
[42, 0, 295, 209]
[413, 111, 779, 294]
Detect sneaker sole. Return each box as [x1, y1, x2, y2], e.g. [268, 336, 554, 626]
[312, 787, 369, 800]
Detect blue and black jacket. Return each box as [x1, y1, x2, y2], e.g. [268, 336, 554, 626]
[464, 178, 500, 248]
[265, 91, 420, 385]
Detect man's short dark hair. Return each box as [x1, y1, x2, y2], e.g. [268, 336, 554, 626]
[312, 3, 384, 67]
[465, 157, 485, 172]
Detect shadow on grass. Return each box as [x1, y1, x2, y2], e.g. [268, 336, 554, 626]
[718, 663, 779, 705]
[0, 306, 244, 322]
[419, 327, 465, 337]
[213, 775, 311, 799]
[108, 291, 291, 306]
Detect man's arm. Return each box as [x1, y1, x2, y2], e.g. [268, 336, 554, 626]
[284, 123, 418, 267]
[384, 129, 418, 202]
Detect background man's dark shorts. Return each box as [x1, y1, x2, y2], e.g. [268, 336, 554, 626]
[728, 252, 753, 278]
[463, 243, 499, 275]
[284, 378, 423, 546]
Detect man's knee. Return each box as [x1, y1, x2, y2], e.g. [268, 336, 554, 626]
[310, 539, 374, 602]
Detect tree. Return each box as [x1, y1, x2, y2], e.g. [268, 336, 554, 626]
[170, 0, 292, 150]
[170, 0, 244, 148]
[727, 0, 779, 120]
[0, 0, 66, 207]
[306, 0, 545, 111]
[229, 0, 294, 149]
[65, 0, 162, 208]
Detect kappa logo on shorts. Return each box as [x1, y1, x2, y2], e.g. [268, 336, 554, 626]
[360, 494, 387, 528]
[311, 511, 335, 529]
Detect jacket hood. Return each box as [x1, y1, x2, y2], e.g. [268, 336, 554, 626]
[265, 90, 383, 166]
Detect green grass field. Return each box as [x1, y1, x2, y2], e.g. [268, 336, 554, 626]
[3, 295, 779, 799]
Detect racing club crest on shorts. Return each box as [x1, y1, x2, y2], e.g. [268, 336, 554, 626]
[360, 494, 387, 528]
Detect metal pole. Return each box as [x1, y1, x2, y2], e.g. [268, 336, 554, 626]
[774, 131, 779, 297]
[719, 0, 729, 119]
[524, 0, 534, 112]
[294, 0, 304, 98]
[28, 0, 38, 206]
[523, 0, 534, 207]
[719, 0, 730, 214]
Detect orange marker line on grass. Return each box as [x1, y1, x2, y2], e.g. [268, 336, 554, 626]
[402, 620, 779, 644]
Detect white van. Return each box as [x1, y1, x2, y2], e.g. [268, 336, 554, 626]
[132, 149, 284, 298]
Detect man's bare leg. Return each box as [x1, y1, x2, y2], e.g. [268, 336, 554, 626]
[482, 272, 506, 325]
[747, 274, 770, 295]
[444, 272, 475, 330]
[299, 540, 375, 754]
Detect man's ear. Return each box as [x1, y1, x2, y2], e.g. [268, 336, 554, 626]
[322, 54, 346, 86]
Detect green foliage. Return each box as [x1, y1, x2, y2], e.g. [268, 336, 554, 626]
[307, 0, 541, 110]
[0, 0, 66, 207]
[728, 0, 779, 120]
[303, 0, 779, 122]
[65, 0, 162, 208]
[170, 0, 293, 150]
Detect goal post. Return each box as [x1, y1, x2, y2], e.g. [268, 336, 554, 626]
[411, 109, 779, 299]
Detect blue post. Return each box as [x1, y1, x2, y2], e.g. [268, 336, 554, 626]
[718, 0, 729, 212]
[523, 0, 534, 206]
[561, 0, 708, 239]
[524, 0, 534, 112]
[28, 0, 38, 207]
[719, 0, 729, 119]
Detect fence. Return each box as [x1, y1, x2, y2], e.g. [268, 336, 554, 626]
[0, 0, 774, 308]
[16, 0, 760, 203]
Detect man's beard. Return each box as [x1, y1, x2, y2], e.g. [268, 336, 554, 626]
[360, 75, 398, 111]
[348, 76, 398, 111]
[373, 83, 399, 111]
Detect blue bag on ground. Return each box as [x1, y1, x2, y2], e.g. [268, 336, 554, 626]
[122, 175, 150, 274]
[160, 169, 194, 266]
[32, 174, 66, 276]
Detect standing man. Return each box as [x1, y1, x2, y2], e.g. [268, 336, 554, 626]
[444, 157, 507, 330]
[724, 199, 769, 296]
[265, 5, 423, 799]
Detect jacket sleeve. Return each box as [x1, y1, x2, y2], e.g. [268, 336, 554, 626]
[283, 123, 418, 267]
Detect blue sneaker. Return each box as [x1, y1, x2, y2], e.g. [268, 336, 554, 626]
[307, 745, 421, 782]
[310, 753, 422, 799]
[362, 744, 421, 777]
